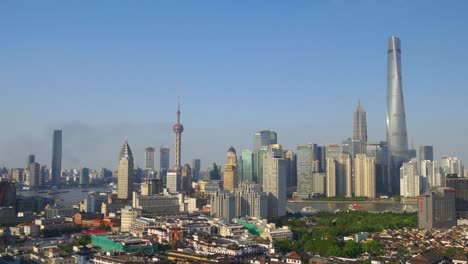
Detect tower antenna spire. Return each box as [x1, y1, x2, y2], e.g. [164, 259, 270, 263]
[177, 96, 181, 123]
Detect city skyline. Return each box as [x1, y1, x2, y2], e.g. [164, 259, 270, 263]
[1, 1, 468, 169]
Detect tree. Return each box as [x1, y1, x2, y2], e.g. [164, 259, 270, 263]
[362, 240, 384, 255]
[343, 240, 361, 258]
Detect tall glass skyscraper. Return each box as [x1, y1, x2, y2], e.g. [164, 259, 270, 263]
[420, 146, 434, 162]
[254, 130, 277, 152]
[241, 149, 254, 182]
[51, 130, 62, 186]
[296, 144, 314, 198]
[353, 101, 367, 154]
[387, 36, 409, 195]
[159, 147, 170, 171]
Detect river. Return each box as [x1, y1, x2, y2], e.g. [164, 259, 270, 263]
[286, 200, 418, 213]
[17, 186, 113, 207]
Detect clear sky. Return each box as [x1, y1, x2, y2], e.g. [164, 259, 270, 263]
[1, 1, 468, 170]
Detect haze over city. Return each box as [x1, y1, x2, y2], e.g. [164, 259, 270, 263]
[1, 1, 468, 169]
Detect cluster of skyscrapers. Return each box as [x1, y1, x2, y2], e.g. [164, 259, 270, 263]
[5, 36, 467, 225]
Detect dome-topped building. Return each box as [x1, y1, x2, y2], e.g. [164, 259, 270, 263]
[224, 146, 238, 191]
[228, 146, 236, 154]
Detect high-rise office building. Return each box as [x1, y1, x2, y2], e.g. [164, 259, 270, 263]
[192, 159, 201, 182]
[159, 147, 170, 171]
[51, 130, 62, 186]
[166, 171, 181, 192]
[312, 173, 326, 195]
[241, 149, 254, 182]
[420, 160, 443, 191]
[441, 156, 464, 178]
[263, 147, 287, 218]
[223, 147, 238, 191]
[325, 144, 340, 160]
[256, 146, 268, 185]
[0, 181, 16, 207]
[285, 150, 297, 188]
[181, 164, 192, 193]
[117, 140, 134, 200]
[326, 158, 337, 197]
[339, 154, 352, 197]
[210, 190, 236, 222]
[254, 130, 277, 152]
[317, 146, 327, 173]
[366, 141, 388, 194]
[419, 146, 434, 162]
[297, 144, 314, 198]
[445, 177, 468, 218]
[418, 187, 456, 229]
[400, 160, 420, 198]
[141, 178, 163, 196]
[326, 154, 352, 197]
[353, 101, 367, 154]
[354, 154, 376, 198]
[28, 162, 40, 188]
[27, 155, 35, 166]
[145, 147, 155, 171]
[80, 167, 90, 186]
[387, 36, 409, 195]
[234, 182, 268, 219]
[341, 138, 361, 157]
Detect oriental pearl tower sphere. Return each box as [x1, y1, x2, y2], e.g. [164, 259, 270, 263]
[172, 97, 184, 173]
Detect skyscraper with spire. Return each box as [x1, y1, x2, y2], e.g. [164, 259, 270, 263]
[167, 98, 184, 192]
[387, 36, 409, 195]
[118, 140, 134, 200]
[353, 101, 367, 154]
[173, 97, 184, 172]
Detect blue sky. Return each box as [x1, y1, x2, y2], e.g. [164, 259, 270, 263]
[1, 1, 467, 169]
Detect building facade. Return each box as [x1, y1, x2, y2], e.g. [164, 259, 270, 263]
[210, 190, 236, 222]
[117, 141, 134, 200]
[254, 130, 277, 152]
[353, 101, 367, 154]
[145, 147, 155, 171]
[419, 145, 434, 162]
[159, 147, 170, 171]
[418, 187, 456, 229]
[386, 36, 409, 195]
[354, 154, 376, 198]
[234, 182, 267, 219]
[223, 147, 238, 191]
[296, 144, 315, 198]
[400, 160, 420, 198]
[445, 177, 468, 218]
[263, 147, 287, 218]
[51, 129, 62, 186]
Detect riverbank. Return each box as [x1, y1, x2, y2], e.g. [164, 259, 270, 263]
[292, 199, 417, 204]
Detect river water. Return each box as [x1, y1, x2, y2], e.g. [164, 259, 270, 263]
[286, 201, 418, 214]
[18, 187, 113, 207]
[18, 187, 417, 213]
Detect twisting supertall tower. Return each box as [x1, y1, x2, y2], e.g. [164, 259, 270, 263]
[387, 36, 409, 195]
[173, 97, 184, 172]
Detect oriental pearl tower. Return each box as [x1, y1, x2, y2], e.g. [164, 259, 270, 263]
[172, 97, 184, 173]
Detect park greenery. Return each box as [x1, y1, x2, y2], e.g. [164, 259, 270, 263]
[274, 211, 417, 258]
[61, 235, 91, 253]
